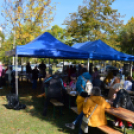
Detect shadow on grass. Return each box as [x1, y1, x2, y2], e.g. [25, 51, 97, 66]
[20, 96, 106, 134]
[1, 81, 132, 134]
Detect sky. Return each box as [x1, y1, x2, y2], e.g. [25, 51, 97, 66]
[51, 0, 134, 28]
[0, 0, 134, 31]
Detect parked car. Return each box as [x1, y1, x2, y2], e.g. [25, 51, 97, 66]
[46, 64, 52, 68]
[100, 65, 119, 74]
[56, 62, 72, 68]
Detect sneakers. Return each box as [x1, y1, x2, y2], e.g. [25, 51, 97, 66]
[128, 126, 133, 130]
[119, 125, 125, 130]
[113, 121, 119, 127]
[65, 123, 75, 130]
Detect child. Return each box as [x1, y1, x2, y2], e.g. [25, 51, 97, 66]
[69, 76, 76, 90]
[63, 76, 69, 88]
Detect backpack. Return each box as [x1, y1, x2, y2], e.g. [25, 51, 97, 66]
[6, 94, 26, 110]
[46, 75, 63, 98]
[114, 89, 134, 111]
[82, 76, 93, 95]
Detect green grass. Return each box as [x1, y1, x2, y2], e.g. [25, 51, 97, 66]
[0, 81, 134, 134]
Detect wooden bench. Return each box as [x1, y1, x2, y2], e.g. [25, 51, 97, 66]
[71, 107, 122, 134]
[50, 99, 64, 118]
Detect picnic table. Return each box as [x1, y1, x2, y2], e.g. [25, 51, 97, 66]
[65, 87, 77, 109]
[127, 90, 134, 95]
[105, 107, 134, 134]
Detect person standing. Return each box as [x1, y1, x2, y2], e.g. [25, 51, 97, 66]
[38, 61, 46, 82]
[26, 62, 32, 82]
[32, 66, 39, 89]
[5, 65, 12, 85]
[38, 61, 46, 77]
[75, 67, 92, 114]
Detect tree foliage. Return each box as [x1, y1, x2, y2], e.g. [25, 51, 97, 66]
[47, 25, 72, 46]
[1, 0, 55, 48]
[0, 31, 5, 43]
[63, 0, 123, 49]
[120, 17, 134, 54]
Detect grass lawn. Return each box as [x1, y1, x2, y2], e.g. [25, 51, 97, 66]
[0, 81, 134, 134]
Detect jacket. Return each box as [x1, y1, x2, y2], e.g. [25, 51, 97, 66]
[32, 69, 39, 80]
[113, 89, 134, 111]
[76, 95, 85, 114]
[83, 96, 111, 127]
[76, 72, 92, 94]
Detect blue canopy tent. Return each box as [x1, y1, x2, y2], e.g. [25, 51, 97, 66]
[72, 39, 134, 61]
[15, 32, 89, 59]
[6, 32, 89, 95]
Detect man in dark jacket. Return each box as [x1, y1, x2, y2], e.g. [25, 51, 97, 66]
[113, 89, 134, 129]
[38, 61, 46, 77]
[42, 74, 64, 116]
[26, 62, 32, 82]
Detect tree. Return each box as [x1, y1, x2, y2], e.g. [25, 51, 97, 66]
[63, 0, 123, 50]
[47, 25, 72, 46]
[47, 25, 65, 41]
[1, 0, 56, 47]
[0, 31, 5, 44]
[120, 17, 134, 54]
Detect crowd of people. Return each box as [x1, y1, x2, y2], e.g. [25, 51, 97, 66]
[40, 64, 134, 134]
[1, 61, 134, 133]
[0, 61, 47, 92]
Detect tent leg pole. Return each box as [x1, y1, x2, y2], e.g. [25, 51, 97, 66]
[15, 54, 18, 95]
[49, 58, 50, 74]
[130, 61, 132, 77]
[88, 58, 90, 72]
[63, 59, 64, 73]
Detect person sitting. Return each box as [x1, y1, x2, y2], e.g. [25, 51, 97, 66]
[69, 75, 76, 90]
[107, 77, 120, 101]
[113, 87, 134, 129]
[65, 87, 111, 134]
[103, 71, 114, 86]
[108, 70, 119, 86]
[63, 76, 69, 88]
[123, 76, 133, 91]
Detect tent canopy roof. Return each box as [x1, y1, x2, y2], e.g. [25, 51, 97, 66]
[15, 32, 89, 59]
[72, 39, 134, 61]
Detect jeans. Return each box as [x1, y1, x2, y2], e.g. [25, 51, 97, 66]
[73, 112, 84, 134]
[32, 79, 37, 89]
